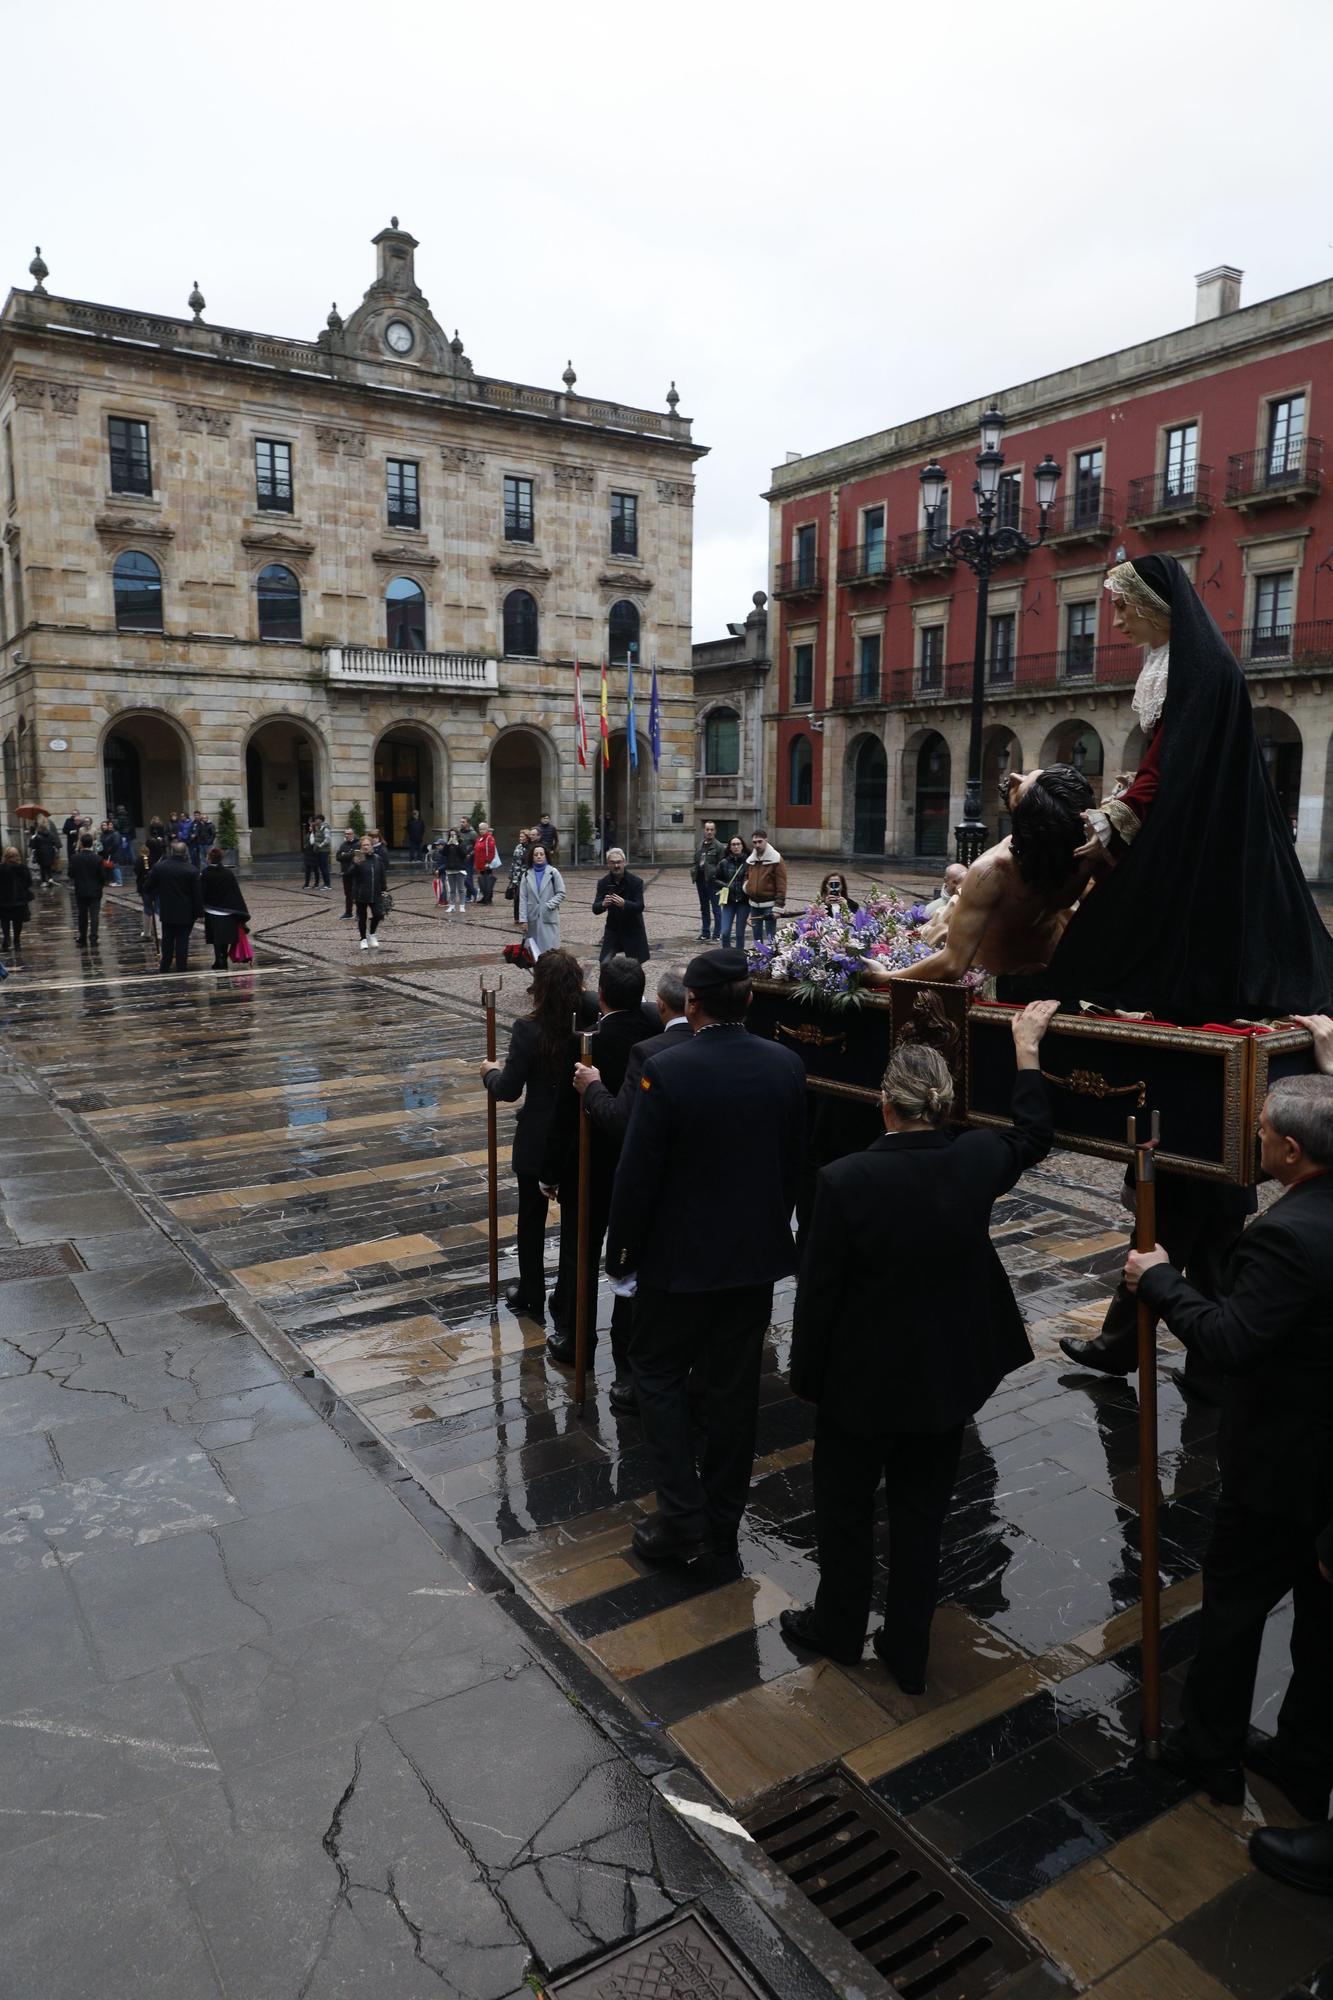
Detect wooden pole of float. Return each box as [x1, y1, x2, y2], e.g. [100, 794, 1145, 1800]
[1130, 1107, 1162, 1757]
[574, 1021, 594, 1413]
[481, 974, 502, 1306]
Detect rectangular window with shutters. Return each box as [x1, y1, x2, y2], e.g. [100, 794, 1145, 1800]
[610, 492, 638, 556]
[1252, 571, 1294, 657]
[504, 475, 534, 542]
[255, 439, 294, 513]
[988, 611, 1015, 683]
[1164, 423, 1198, 502]
[108, 417, 152, 496]
[792, 643, 814, 706]
[918, 625, 944, 689]
[1065, 602, 1097, 676]
[386, 458, 420, 528]
[858, 633, 881, 699]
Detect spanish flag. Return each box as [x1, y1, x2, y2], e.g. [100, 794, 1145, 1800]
[599, 659, 610, 768]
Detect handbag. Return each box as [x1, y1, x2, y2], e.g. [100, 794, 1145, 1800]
[379, 890, 394, 916]
[230, 922, 253, 964]
[433, 877, 445, 905]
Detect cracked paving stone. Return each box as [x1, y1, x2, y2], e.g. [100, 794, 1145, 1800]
[60, 1518, 272, 1678]
[0, 1562, 105, 1710]
[2, 1447, 238, 1569]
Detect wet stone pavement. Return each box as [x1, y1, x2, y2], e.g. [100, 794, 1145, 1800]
[2, 868, 1332, 1999]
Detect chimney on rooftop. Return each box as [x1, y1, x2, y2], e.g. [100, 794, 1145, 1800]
[1195, 265, 1244, 323]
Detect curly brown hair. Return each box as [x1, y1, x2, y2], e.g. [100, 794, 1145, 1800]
[529, 949, 586, 1076]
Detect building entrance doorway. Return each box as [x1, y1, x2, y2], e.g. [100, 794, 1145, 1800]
[851, 737, 887, 855]
[914, 732, 951, 857]
[488, 730, 547, 851]
[101, 712, 190, 839]
[375, 738, 423, 849]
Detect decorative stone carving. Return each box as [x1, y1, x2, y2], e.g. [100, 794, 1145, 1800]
[176, 404, 205, 433]
[552, 464, 595, 492]
[205, 409, 232, 437]
[655, 479, 694, 506]
[94, 514, 176, 544]
[371, 546, 439, 569]
[490, 557, 552, 581]
[48, 384, 79, 415]
[240, 529, 316, 563]
[176, 403, 231, 435]
[315, 426, 366, 457]
[599, 571, 653, 593]
[441, 445, 486, 473]
[13, 379, 45, 411]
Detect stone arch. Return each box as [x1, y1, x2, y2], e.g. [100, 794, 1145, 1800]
[372, 718, 449, 849]
[843, 730, 887, 856]
[1119, 723, 1148, 779]
[244, 712, 333, 858]
[981, 723, 1023, 840]
[1251, 705, 1303, 844]
[96, 708, 195, 838]
[902, 727, 951, 858]
[1039, 718, 1105, 800]
[487, 723, 559, 852]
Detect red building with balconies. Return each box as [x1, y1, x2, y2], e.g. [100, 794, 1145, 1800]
[763, 266, 1333, 879]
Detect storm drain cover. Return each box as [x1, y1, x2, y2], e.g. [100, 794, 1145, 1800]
[743, 1772, 1037, 1998]
[0, 1242, 83, 1281]
[549, 1909, 769, 1999]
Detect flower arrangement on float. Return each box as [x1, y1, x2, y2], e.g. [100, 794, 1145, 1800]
[748, 892, 982, 1010]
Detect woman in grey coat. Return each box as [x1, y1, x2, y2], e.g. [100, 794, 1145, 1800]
[518, 843, 566, 954]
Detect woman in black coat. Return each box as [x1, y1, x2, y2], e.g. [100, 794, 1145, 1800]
[352, 837, 387, 949]
[199, 847, 251, 970]
[592, 849, 650, 962]
[479, 949, 588, 1320]
[0, 846, 34, 962]
[30, 819, 58, 889]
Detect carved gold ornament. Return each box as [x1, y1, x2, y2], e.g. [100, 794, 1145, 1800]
[775, 1021, 849, 1053]
[1041, 1066, 1147, 1110]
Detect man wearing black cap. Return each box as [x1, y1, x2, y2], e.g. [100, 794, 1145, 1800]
[605, 946, 806, 1563]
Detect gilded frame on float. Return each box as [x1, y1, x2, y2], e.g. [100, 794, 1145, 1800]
[749, 978, 970, 1108]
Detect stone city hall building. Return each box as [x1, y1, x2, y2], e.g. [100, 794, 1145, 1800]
[765, 265, 1333, 879]
[0, 224, 704, 861]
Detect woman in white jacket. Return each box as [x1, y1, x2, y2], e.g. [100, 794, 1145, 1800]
[519, 843, 566, 954]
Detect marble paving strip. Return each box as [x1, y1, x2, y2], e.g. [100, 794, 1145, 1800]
[669, 1662, 903, 1807]
[120, 1097, 484, 1166]
[584, 1576, 796, 1682]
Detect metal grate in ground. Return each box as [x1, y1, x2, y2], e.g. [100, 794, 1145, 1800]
[743, 1772, 1038, 1999]
[549, 1909, 770, 1998]
[0, 1242, 84, 1281]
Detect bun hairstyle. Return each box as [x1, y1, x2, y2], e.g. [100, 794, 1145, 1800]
[881, 1044, 954, 1127]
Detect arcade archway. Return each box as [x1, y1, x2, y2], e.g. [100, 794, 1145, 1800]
[488, 727, 554, 851]
[246, 716, 327, 856]
[847, 734, 887, 856]
[100, 711, 192, 838]
[910, 731, 951, 858]
[1252, 706, 1303, 840]
[374, 723, 445, 849]
[1039, 719, 1105, 801]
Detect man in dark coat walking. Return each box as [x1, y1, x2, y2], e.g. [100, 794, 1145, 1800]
[605, 947, 806, 1563]
[592, 848, 650, 963]
[782, 1001, 1058, 1687]
[69, 835, 106, 948]
[1126, 1055, 1333, 1838]
[146, 840, 204, 972]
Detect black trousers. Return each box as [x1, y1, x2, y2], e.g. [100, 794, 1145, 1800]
[514, 1173, 550, 1306]
[355, 903, 380, 938]
[159, 921, 191, 972]
[630, 1282, 772, 1540]
[341, 872, 355, 915]
[811, 1412, 966, 1675]
[548, 1183, 612, 1348]
[1094, 1178, 1252, 1395]
[76, 897, 101, 946]
[0, 911, 24, 951]
[1183, 1495, 1333, 1792]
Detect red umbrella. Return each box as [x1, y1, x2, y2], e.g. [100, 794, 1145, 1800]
[16, 802, 50, 819]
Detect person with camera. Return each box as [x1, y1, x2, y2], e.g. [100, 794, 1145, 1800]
[593, 848, 649, 964]
[352, 835, 388, 951]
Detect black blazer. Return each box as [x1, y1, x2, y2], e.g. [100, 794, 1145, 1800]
[541, 1005, 656, 1195]
[69, 849, 106, 901]
[1140, 1172, 1333, 1529]
[0, 860, 34, 912]
[146, 858, 204, 926]
[485, 1014, 571, 1179]
[583, 1019, 692, 1143]
[790, 1071, 1054, 1436]
[606, 1027, 806, 1293]
[593, 871, 650, 963]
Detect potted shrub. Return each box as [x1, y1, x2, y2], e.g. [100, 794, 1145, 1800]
[216, 798, 240, 870]
[348, 800, 367, 839]
[576, 800, 594, 864]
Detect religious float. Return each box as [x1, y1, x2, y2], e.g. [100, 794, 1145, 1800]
[746, 891, 1316, 1186]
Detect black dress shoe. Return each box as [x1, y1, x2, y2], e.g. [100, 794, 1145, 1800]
[505, 1283, 545, 1320]
[545, 1332, 593, 1368]
[872, 1629, 926, 1694]
[1058, 1333, 1138, 1375]
[1244, 1732, 1333, 1822]
[632, 1516, 709, 1565]
[1249, 1822, 1333, 1895]
[778, 1606, 863, 1666]
[1158, 1726, 1244, 1805]
[608, 1377, 638, 1414]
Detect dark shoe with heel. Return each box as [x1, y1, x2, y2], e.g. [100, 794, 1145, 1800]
[1058, 1333, 1138, 1375]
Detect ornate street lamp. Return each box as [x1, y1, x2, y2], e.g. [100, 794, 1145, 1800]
[920, 407, 1061, 861]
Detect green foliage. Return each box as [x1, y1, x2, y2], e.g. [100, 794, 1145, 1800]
[216, 798, 239, 852]
[576, 801, 593, 852]
[471, 798, 486, 829]
[347, 799, 367, 838]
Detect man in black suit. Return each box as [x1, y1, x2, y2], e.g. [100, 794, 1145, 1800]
[782, 1001, 1059, 1687]
[69, 835, 106, 948]
[541, 953, 655, 1376]
[146, 839, 204, 972]
[592, 849, 650, 964]
[1127, 1061, 1333, 1825]
[605, 947, 806, 1563]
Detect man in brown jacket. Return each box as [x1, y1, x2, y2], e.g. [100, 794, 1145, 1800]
[744, 829, 787, 944]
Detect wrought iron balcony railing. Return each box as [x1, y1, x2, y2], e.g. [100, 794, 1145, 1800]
[1042, 489, 1118, 542]
[773, 556, 826, 597]
[836, 542, 892, 586]
[831, 669, 884, 706]
[1238, 618, 1333, 667]
[880, 642, 1143, 704]
[1125, 466, 1215, 524]
[1225, 438, 1323, 506]
[896, 530, 956, 575]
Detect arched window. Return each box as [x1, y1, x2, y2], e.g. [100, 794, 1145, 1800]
[608, 599, 640, 667]
[704, 707, 740, 776]
[503, 589, 539, 659]
[257, 564, 302, 641]
[113, 550, 163, 632]
[385, 576, 427, 651]
[788, 733, 813, 807]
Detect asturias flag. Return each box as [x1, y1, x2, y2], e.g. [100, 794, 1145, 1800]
[599, 660, 610, 768]
[626, 656, 638, 772]
[649, 663, 662, 773]
[573, 659, 588, 770]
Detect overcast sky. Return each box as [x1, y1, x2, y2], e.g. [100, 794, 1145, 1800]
[8, 0, 1332, 644]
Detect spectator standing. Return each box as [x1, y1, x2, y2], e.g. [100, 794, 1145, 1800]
[62, 810, 83, 869]
[459, 820, 477, 902]
[473, 823, 499, 905]
[1125, 1052, 1333, 1827]
[145, 817, 168, 872]
[692, 821, 724, 941]
[593, 848, 650, 963]
[97, 819, 122, 886]
[114, 802, 132, 847]
[605, 948, 806, 1562]
[437, 830, 468, 914]
[69, 835, 106, 949]
[508, 830, 532, 928]
[307, 815, 332, 891]
[134, 847, 156, 938]
[519, 844, 565, 954]
[352, 836, 387, 951]
[0, 846, 34, 966]
[535, 812, 558, 861]
[480, 949, 589, 1322]
[192, 809, 215, 866]
[744, 829, 787, 944]
[717, 836, 751, 952]
[818, 871, 859, 915]
[336, 828, 358, 920]
[406, 809, 426, 866]
[782, 1005, 1059, 1686]
[146, 840, 204, 972]
[30, 817, 58, 892]
[200, 847, 250, 971]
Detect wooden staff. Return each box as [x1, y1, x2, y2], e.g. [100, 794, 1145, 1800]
[1130, 1107, 1162, 1758]
[480, 975, 501, 1305]
[574, 1021, 593, 1412]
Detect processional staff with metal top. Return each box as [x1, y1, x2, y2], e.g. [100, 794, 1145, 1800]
[1129, 1107, 1163, 1758]
[573, 1018, 594, 1413]
[480, 973, 502, 1306]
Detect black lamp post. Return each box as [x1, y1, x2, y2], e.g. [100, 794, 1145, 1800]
[920, 408, 1061, 863]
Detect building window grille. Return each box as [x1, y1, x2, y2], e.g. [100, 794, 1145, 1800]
[387, 458, 420, 528]
[610, 492, 638, 556]
[112, 549, 163, 632]
[504, 475, 534, 542]
[108, 417, 152, 496]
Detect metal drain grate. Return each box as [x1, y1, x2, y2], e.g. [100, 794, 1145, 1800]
[744, 1772, 1036, 1999]
[549, 1910, 769, 1999]
[0, 1242, 83, 1282]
